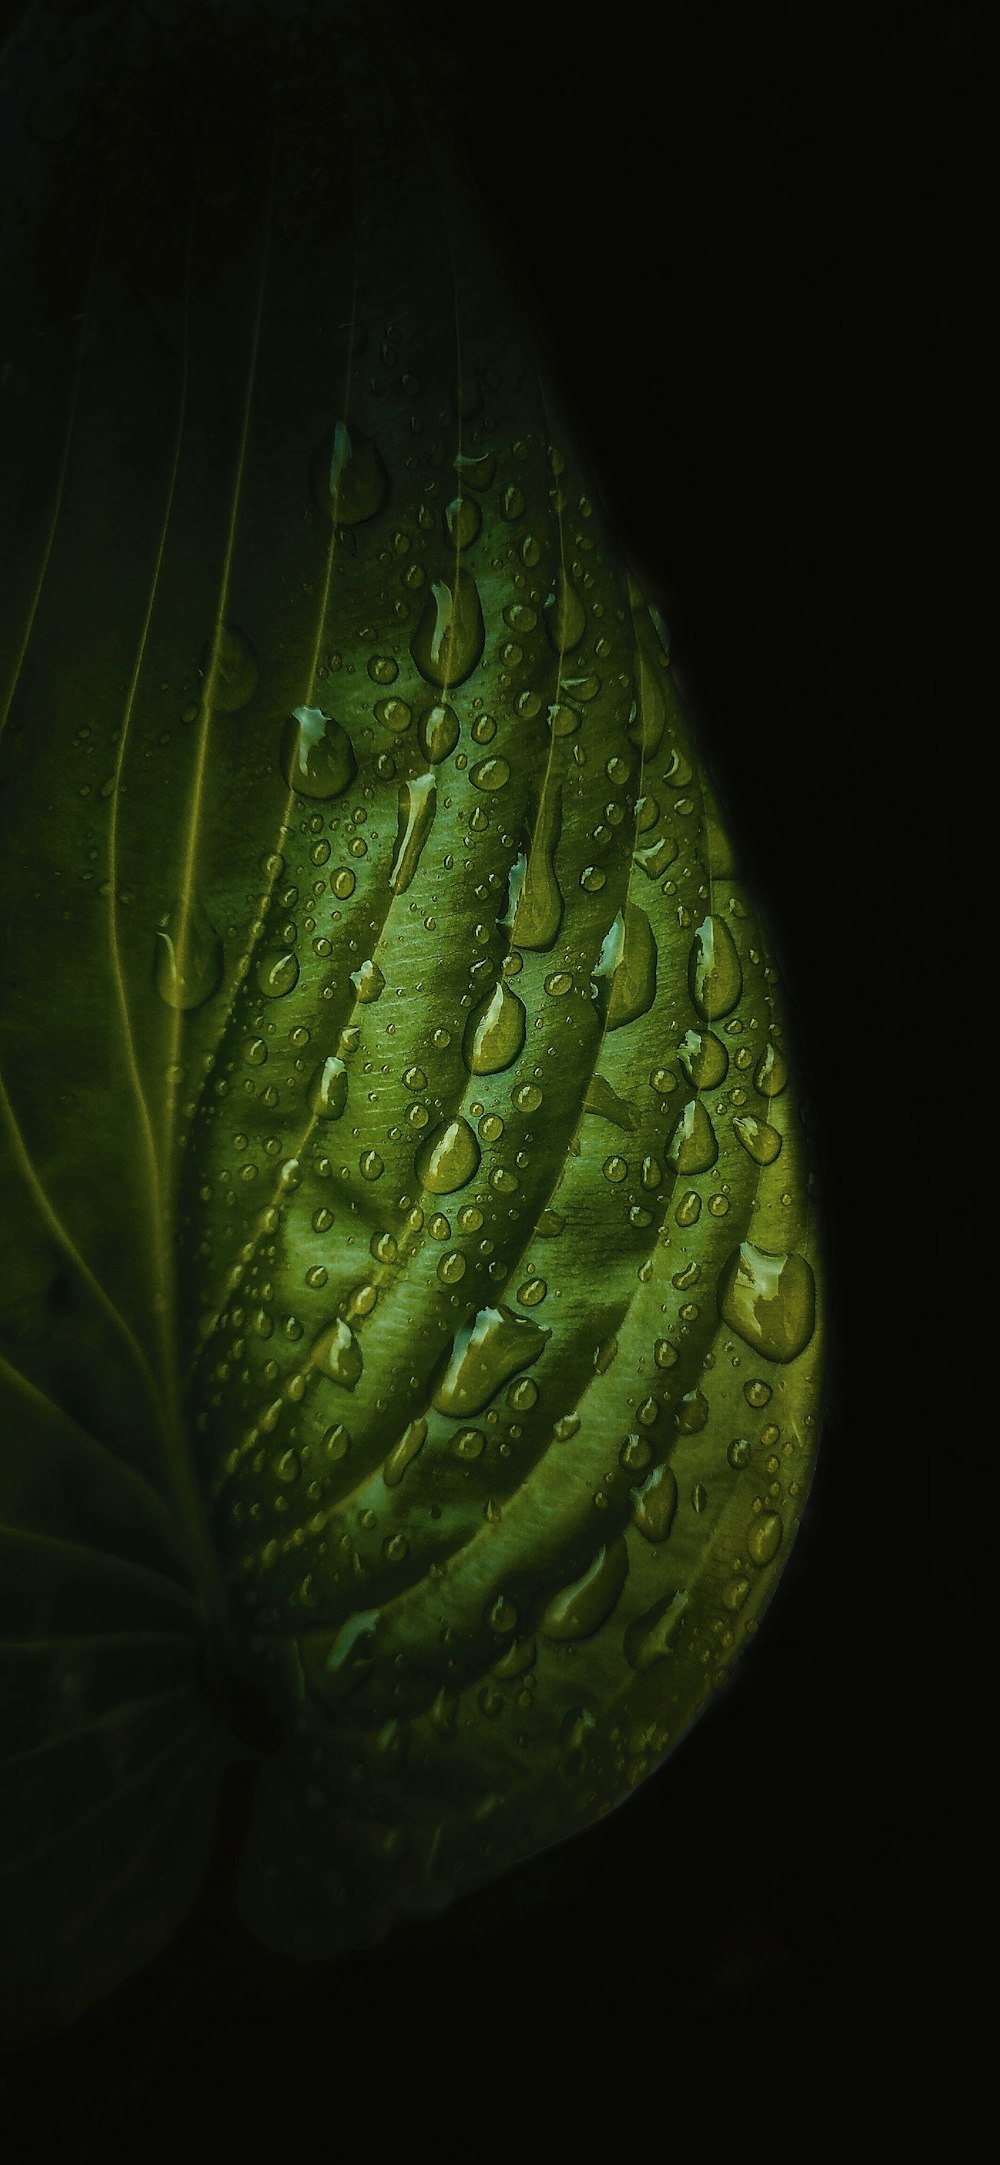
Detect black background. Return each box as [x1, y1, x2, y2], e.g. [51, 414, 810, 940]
[1, 0, 986, 2153]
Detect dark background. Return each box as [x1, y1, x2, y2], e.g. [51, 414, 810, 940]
[1, 0, 985, 2152]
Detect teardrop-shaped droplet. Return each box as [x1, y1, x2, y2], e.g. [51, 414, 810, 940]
[733, 1114, 783, 1165]
[350, 958, 385, 1003]
[462, 979, 527, 1075]
[753, 1041, 788, 1097]
[417, 701, 460, 763]
[748, 1511, 784, 1567]
[543, 565, 586, 654]
[666, 1097, 718, 1174]
[593, 904, 658, 1030]
[415, 1115, 481, 1194]
[433, 1303, 551, 1418]
[153, 896, 222, 1011]
[677, 1388, 709, 1433]
[382, 1416, 428, 1488]
[512, 782, 563, 951]
[677, 1028, 728, 1090]
[625, 586, 667, 754]
[718, 1242, 816, 1363]
[688, 914, 743, 1021]
[310, 1315, 364, 1389]
[443, 495, 482, 549]
[631, 1463, 678, 1543]
[410, 570, 485, 688]
[389, 774, 436, 893]
[308, 1055, 348, 1119]
[280, 705, 356, 799]
[453, 450, 495, 490]
[540, 1538, 628, 1641]
[624, 1589, 688, 1672]
[583, 1074, 636, 1130]
[200, 623, 257, 713]
[313, 419, 388, 524]
[255, 947, 299, 999]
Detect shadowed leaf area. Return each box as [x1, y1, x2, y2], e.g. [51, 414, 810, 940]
[0, 0, 823, 2044]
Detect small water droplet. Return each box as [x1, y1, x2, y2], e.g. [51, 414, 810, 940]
[748, 1511, 783, 1566]
[313, 419, 389, 524]
[543, 566, 586, 653]
[444, 495, 482, 549]
[311, 1315, 364, 1389]
[359, 1149, 384, 1181]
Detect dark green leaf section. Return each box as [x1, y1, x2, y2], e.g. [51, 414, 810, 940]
[0, 2, 823, 2027]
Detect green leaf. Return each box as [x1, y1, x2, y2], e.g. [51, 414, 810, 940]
[0, 2, 823, 2037]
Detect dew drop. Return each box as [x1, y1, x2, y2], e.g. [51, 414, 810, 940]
[415, 1116, 481, 1194]
[677, 1029, 729, 1090]
[201, 623, 257, 712]
[308, 1056, 348, 1119]
[665, 1097, 718, 1174]
[469, 755, 511, 791]
[310, 1316, 364, 1389]
[350, 959, 385, 1003]
[748, 1511, 783, 1567]
[281, 705, 357, 799]
[411, 570, 485, 688]
[382, 1416, 428, 1487]
[733, 1114, 783, 1165]
[462, 978, 527, 1075]
[754, 1041, 789, 1098]
[153, 896, 222, 1011]
[512, 782, 564, 950]
[313, 419, 388, 524]
[718, 1242, 816, 1362]
[543, 566, 586, 654]
[433, 1303, 550, 1418]
[688, 915, 743, 1021]
[631, 1463, 678, 1543]
[389, 773, 436, 893]
[592, 905, 657, 1030]
[417, 701, 460, 763]
[444, 495, 482, 549]
[540, 1539, 628, 1641]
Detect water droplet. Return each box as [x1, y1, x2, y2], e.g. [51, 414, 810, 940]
[411, 570, 485, 687]
[332, 867, 356, 899]
[511, 781, 564, 951]
[677, 1029, 729, 1090]
[359, 1150, 384, 1181]
[322, 1422, 351, 1460]
[543, 566, 586, 654]
[579, 864, 606, 893]
[444, 495, 482, 549]
[517, 1277, 546, 1307]
[469, 754, 511, 791]
[415, 1116, 481, 1194]
[734, 1114, 783, 1165]
[463, 978, 527, 1075]
[602, 1154, 628, 1183]
[201, 623, 257, 712]
[311, 1316, 364, 1389]
[593, 905, 657, 1030]
[583, 1074, 635, 1130]
[383, 1416, 428, 1487]
[374, 696, 411, 733]
[502, 483, 525, 519]
[514, 1081, 543, 1114]
[626, 593, 667, 753]
[677, 1389, 709, 1433]
[540, 1538, 628, 1641]
[386, 772, 436, 895]
[453, 450, 495, 490]
[718, 1242, 816, 1362]
[453, 1427, 485, 1459]
[753, 1041, 789, 1098]
[727, 1436, 752, 1468]
[624, 1588, 688, 1672]
[367, 654, 399, 686]
[548, 703, 581, 737]
[634, 834, 678, 880]
[275, 1447, 300, 1484]
[415, 701, 459, 765]
[350, 959, 385, 1003]
[675, 1189, 702, 1226]
[535, 1208, 565, 1238]
[437, 1249, 467, 1284]
[153, 895, 222, 1011]
[748, 1511, 783, 1567]
[689, 915, 743, 1021]
[654, 1339, 679, 1369]
[631, 1463, 678, 1543]
[433, 1303, 551, 1418]
[744, 1379, 772, 1409]
[313, 419, 388, 524]
[666, 1097, 718, 1173]
[309, 1055, 348, 1118]
[281, 705, 357, 799]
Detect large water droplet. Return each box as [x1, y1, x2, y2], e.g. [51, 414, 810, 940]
[382, 1416, 428, 1488]
[511, 781, 564, 951]
[389, 773, 436, 893]
[280, 705, 356, 799]
[200, 623, 257, 713]
[631, 1463, 678, 1542]
[433, 1304, 551, 1418]
[415, 1116, 481, 1194]
[410, 570, 485, 688]
[153, 896, 222, 1011]
[593, 905, 658, 1030]
[539, 1538, 628, 1641]
[733, 1114, 783, 1165]
[543, 566, 586, 654]
[753, 1041, 788, 1098]
[308, 1055, 348, 1119]
[666, 1098, 718, 1173]
[417, 702, 460, 763]
[624, 1589, 688, 1671]
[350, 959, 385, 1003]
[718, 1242, 816, 1362]
[677, 1028, 728, 1090]
[256, 947, 299, 999]
[463, 978, 527, 1075]
[313, 420, 388, 524]
[311, 1316, 364, 1389]
[444, 495, 481, 549]
[688, 915, 743, 1021]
